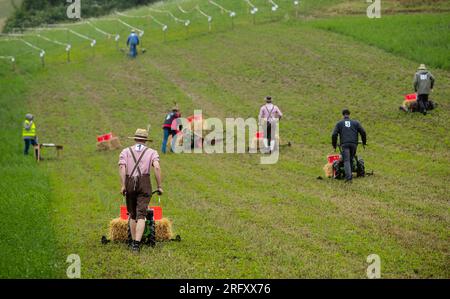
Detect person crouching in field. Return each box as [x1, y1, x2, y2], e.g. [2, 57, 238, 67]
[127, 29, 140, 58]
[413, 64, 435, 115]
[22, 113, 37, 155]
[119, 129, 163, 253]
[162, 106, 181, 154]
[258, 96, 283, 153]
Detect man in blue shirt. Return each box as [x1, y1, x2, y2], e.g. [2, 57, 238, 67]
[127, 29, 140, 58]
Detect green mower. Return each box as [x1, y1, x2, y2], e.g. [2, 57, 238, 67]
[332, 143, 366, 179]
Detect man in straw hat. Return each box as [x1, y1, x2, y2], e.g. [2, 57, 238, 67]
[161, 105, 181, 154]
[118, 128, 163, 253]
[126, 29, 140, 58]
[258, 96, 283, 153]
[413, 64, 435, 115]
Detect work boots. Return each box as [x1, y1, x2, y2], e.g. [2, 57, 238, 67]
[131, 240, 140, 253]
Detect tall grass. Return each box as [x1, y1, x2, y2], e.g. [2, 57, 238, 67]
[309, 13, 450, 70]
[0, 71, 60, 278]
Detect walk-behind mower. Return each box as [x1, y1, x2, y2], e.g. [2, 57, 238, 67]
[101, 191, 181, 247]
[328, 144, 366, 179]
[322, 143, 372, 180]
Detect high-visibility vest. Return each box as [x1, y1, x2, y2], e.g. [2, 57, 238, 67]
[22, 120, 36, 137]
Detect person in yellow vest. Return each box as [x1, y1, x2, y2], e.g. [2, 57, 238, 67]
[22, 113, 37, 155]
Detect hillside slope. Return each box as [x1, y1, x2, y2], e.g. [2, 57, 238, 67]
[0, 0, 449, 278]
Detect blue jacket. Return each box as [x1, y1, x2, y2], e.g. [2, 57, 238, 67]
[127, 33, 139, 46]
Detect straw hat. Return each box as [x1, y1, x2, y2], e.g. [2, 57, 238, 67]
[265, 96, 272, 103]
[131, 29, 136, 33]
[418, 64, 427, 70]
[128, 128, 151, 141]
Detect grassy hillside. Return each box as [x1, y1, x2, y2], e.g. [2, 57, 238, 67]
[0, 0, 449, 278]
[309, 13, 450, 70]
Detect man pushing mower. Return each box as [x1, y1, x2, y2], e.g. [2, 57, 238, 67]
[331, 109, 367, 183]
[118, 128, 163, 253]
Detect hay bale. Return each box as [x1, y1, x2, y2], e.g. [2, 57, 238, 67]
[109, 137, 122, 150]
[108, 217, 174, 242]
[155, 218, 173, 241]
[96, 141, 111, 151]
[109, 218, 128, 241]
[323, 163, 333, 178]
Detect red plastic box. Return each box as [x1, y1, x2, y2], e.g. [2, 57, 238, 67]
[404, 93, 417, 101]
[150, 206, 163, 221]
[327, 154, 341, 164]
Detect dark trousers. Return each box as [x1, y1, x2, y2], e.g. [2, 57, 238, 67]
[162, 127, 176, 153]
[417, 94, 429, 113]
[342, 143, 357, 181]
[265, 122, 276, 142]
[24, 138, 37, 155]
[129, 45, 137, 58]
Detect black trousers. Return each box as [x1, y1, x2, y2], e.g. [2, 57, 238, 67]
[265, 122, 277, 142]
[342, 143, 357, 181]
[417, 94, 429, 113]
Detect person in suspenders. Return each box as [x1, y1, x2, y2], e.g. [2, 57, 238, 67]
[118, 128, 163, 253]
[258, 96, 283, 152]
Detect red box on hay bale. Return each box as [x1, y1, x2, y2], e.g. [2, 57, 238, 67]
[120, 205, 128, 220]
[327, 154, 341, 164]
[103, 133, 112, 141]
[404, 93, 417, 101]
[150, 206, 163, 221]
[120, 205, 162, 221]
[97, 132, 113, 142]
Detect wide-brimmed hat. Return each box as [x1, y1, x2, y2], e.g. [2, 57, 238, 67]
[265, 96, 272, 103]
[418, 64, 427, 70]
[128, 128, 151, 141]
[131, 29, 136, 33]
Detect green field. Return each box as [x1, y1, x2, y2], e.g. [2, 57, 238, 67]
[309, 13, 450, 70]
[0, 0, 449, 278]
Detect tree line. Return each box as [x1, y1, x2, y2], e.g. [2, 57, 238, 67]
[3, 0, 157, 32]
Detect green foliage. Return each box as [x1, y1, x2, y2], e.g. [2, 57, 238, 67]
[3, 0, 158, 32]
